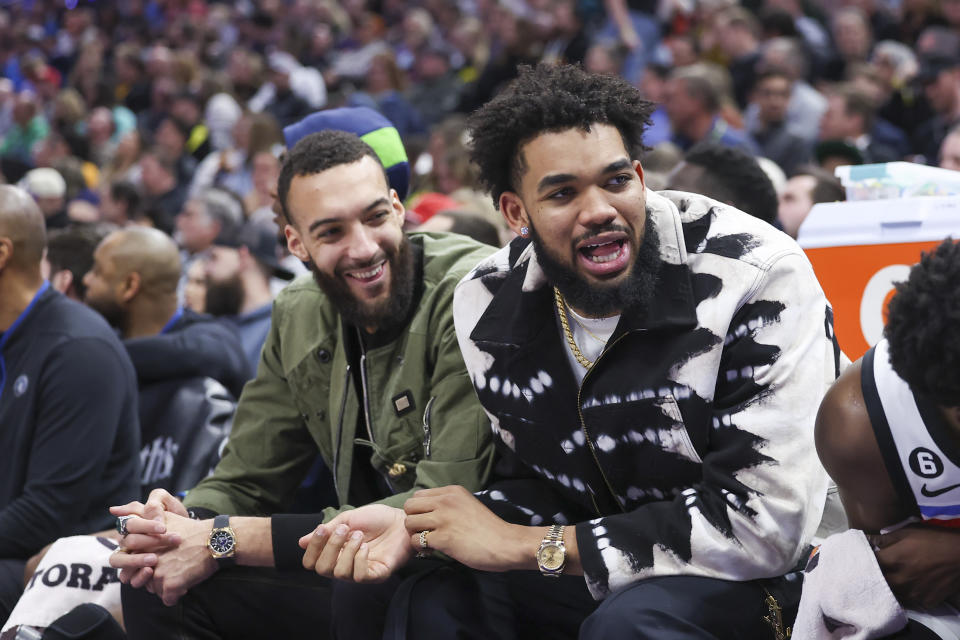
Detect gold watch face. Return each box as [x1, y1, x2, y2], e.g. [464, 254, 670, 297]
[538, 543, 564, 570]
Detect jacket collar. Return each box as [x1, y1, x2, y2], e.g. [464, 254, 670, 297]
[470, 190, 698, 350]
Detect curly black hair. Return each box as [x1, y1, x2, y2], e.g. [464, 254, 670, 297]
[276, 130, 385, 224]
[681, 142, 779, 224]
[467, 64, 655, 209]
[885, 238, 960, 408]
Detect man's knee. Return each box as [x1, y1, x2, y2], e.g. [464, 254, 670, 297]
[580, 576, 766, 640]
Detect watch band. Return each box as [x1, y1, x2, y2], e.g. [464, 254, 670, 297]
[211, 514, 236, 566]
[545, 524, 563, 543]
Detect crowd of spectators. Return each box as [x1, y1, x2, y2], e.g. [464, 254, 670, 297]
[0, 0, 958, 250]
[2, 0, 959, 634]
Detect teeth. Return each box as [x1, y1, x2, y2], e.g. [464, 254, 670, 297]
[588, 247, 622, 264]
[348, 263, 384, 280]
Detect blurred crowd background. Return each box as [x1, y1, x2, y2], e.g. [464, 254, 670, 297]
[2, 0, 960, 313]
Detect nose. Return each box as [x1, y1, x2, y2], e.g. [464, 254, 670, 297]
[346, 223, 380, 263]
[577, 185, 618, 229]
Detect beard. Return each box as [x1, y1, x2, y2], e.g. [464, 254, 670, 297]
[86, 295, 126, 331]
[528, 214, 661, 318]
[205, 274, 245, 317]
[308, 235, 416, 334]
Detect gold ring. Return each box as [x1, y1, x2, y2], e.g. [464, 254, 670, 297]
[418, 530, 429, 550]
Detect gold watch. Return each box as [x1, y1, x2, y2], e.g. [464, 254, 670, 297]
[208, 514, 237, 566]
[536, 524, 566, 577]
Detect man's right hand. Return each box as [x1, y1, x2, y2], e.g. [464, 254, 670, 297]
[299, 504, 412, 583]
[108, 488, 189, 588]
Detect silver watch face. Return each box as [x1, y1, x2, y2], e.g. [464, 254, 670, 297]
[210, 529, 236, 556]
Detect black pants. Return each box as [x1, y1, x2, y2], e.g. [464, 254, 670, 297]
[391, 566, 780, 640]
[121, 559, 442, 640]
[0, 558, 25, 626]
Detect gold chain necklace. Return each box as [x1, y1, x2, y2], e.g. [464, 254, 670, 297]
[554, 287, 594, 369]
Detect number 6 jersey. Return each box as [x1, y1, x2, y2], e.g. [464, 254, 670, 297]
[863, 338, 960, 527]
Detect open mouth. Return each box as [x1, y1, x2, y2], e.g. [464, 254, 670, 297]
[344, 260, 387, 285]
[580, 239, 626, 264]
[576, 233, 631, 276]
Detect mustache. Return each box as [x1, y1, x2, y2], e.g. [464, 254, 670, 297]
[572, 224, 632, 247]
[336, 251, 389, 275]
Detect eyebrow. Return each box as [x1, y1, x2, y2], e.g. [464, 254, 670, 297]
[536, 159, 633, 193]
[307, 197, 390, 233]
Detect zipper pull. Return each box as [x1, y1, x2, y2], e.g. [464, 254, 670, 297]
[422, 396, 436, 459]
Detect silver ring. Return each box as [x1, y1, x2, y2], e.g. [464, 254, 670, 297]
[418, 530, 429, 550]
[116, 515, 135, 537]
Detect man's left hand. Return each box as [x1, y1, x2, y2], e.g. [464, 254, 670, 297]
[141, 512, 218, 606]
[873, 525, 960, 609]
[403, 486, 531, 572]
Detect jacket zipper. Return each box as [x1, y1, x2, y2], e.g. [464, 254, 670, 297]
[422, 396, 436, 459]
[358, 330, 397, 493]
[332, 363, 352, 499]
[576, 332, 630, 515]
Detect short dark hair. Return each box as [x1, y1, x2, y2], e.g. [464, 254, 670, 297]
[46, 224, 110, 299]
[791, 164, 846, 204]
[276, 130, 386, 224]
[885, 238, 960, 408]
[682, 143, 779, 224]
[831, 83, 877, 134]
[436, 210, 502, 247]
[467, 64, 654, 208]
[110, 180, 140, 216]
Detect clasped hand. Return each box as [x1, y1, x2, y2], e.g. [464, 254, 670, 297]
[108, 488, 217, 606]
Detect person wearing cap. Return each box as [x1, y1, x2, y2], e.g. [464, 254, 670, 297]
[18, 167, 68, 229]
[0, 185, 140, 623]
[110, 129, 496, 640]
[205, 221, 294, 379]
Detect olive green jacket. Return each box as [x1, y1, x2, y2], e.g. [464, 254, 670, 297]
[184, 233, 497, 522]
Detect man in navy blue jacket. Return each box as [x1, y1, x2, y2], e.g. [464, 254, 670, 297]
[83, 227, 249, 495]
[0, 185, 141, 623]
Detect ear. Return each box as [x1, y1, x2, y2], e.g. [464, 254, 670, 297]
[633, 160, 646, 190]
[390, 188, 406, 221]
[0, 237, 11, 271]
[50, 269, 73, 295]
[499, 192, 529, 238]
[285, 223, 309, 263]
[120, 271, 142, 303]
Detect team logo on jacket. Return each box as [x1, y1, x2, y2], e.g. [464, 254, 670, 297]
[13, 375, 28, 397]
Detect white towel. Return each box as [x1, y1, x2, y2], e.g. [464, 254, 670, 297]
[1, 536, 122, 634]
[794, 528, 906, 639]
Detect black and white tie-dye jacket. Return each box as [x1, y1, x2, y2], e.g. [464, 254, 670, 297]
[453, 189, 838, 600]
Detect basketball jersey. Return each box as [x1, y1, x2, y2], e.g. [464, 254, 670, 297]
[862, 338, 960, 527]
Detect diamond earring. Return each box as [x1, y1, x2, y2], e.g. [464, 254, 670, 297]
[520, 226, 529, 236]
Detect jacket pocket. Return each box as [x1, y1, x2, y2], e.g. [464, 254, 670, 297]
[655, 395, 702, 464]
[362, 436, 422, 494]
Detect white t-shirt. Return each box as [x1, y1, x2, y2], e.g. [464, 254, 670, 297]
[555, 302, 620, 384]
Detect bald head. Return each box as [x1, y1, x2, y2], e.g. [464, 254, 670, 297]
[99, 227, 181, 297]
[0, 185, 46, 275]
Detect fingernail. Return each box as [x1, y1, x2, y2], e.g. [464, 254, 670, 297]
[351, 530, 363, 541]
[335, 524, 348, 536]
[314, 526, 326, 537]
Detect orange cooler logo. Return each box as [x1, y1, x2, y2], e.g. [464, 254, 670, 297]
[805, 241, 943, 360]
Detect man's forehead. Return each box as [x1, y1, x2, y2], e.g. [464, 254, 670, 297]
[288, 157, 390, 222]
[518, 125, 630, 179]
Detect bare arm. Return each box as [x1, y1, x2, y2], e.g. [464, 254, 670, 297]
[814, 360, 909, 533]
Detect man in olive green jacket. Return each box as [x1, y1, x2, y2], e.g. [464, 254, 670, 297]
[111, 130, 496, 639]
